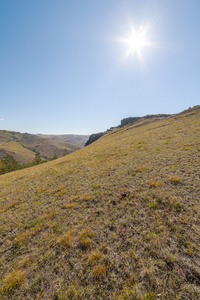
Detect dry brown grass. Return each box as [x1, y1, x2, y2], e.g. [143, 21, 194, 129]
[0, 106, 200, 299]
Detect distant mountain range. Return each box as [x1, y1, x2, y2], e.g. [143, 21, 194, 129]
[0, 131, 89, 164]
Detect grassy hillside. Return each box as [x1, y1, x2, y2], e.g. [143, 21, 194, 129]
[0, 131, 36, 164]
[0, 106, 200, 299]
[0, 131, 86, 164]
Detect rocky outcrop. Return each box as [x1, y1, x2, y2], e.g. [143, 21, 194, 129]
[85, 132, 104, 146]
[120, 114, 170, 127]
[120, 117, 140, 127]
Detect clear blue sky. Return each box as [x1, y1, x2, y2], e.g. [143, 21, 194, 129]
[1, 0, 200, 134]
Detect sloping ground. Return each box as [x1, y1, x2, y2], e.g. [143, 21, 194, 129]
[0, 106, 200, 299]
[0, 140, 35, 164]
[0, 131, 84, 164]
[85, 114, 170, 146]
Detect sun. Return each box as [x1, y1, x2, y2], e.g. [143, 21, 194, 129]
[125, 25, 148, 57]
[116, 22, 158, 65]
[128, 30, 145, 54]
[117, 24, 152, 62]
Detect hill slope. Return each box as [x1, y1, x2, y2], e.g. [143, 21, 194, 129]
[0, 131, 36, 164]
[85, 114, 170, 146]
[0, 106, 200, 299]
[0, 131, 89, 164]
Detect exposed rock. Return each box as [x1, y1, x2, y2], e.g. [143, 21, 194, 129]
[85, 132, 104, 146]
[120, 114, 170, 127]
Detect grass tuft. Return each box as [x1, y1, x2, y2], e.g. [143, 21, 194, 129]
[1, 269, 25, 293]
[170, 176, 182, 184]
[57, 233, 74, 249]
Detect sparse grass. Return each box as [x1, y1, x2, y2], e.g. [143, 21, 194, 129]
[0, 106, 200, 299]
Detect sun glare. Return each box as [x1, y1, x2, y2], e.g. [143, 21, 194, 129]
[117, 24, 153, 63]
[124, 25, 148, 58]
[128, 31, 145, 54]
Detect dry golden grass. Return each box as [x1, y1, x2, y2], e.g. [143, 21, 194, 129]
[0, 106, 200, 299]
[0, 140, 35, 164]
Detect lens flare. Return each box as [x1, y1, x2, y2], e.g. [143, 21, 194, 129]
[115, 23, 154, 66]
[128, 31, 145, 54]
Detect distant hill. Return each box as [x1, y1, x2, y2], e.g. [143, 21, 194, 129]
[0, 131, 89, 164]
[0, 106, 200, 299]
[38, 134, 89, 148]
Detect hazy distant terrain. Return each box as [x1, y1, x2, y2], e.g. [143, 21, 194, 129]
[38, 134, 89, 148]
[0, 106, 199, 299]
[0, 131, 89, 164]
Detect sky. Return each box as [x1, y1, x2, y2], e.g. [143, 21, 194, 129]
[0, 0, 200, 134]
